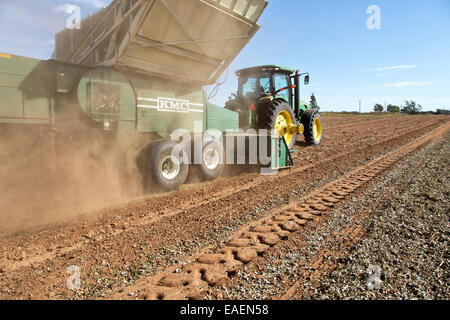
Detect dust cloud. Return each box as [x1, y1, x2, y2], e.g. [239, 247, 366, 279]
[0, 125, 144, 237]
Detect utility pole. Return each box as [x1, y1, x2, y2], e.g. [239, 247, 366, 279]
[359, 100, 362, 113]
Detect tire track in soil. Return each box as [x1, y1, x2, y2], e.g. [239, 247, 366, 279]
[278, 134, 450, 300]
[116, 121, 450, 300]
[322, 114, 408, 128]
[325, 117, 403, 130]
[0, 117, 446, 299]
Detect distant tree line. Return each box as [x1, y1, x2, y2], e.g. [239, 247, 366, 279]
[401, 101, 422, 114]
[387, 104, 400, 113]
[372, 100, 448, 115]
[435, 109, 450, 115]
[373, 103, 384, 112]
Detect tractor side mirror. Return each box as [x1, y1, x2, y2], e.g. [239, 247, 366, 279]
[304, 75, 310, 85]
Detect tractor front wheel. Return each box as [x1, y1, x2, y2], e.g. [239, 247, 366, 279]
[302, 108, 323, 145]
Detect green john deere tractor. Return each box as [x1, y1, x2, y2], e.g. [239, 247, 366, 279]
[225, 65, 323, 148]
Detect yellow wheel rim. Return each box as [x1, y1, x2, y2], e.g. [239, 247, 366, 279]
[313, 117, 323, 141]
[275, 111, 294, 146]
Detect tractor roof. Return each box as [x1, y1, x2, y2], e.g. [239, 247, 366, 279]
[236, 65, 295, 76]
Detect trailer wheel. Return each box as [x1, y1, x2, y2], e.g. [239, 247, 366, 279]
[261, 99, 297, 149]
[148, 140, 189, 192]
[302, 108, 323, 145]
[199, 141, 224, 181]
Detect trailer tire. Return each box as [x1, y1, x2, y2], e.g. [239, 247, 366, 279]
[261, 99, 297, 149]
[198, 141, 224, 181]
[302, 108, 323, 145]
[147, 140, 189, 192]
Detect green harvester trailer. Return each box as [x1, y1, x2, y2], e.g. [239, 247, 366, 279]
[0, 0, 322, 192]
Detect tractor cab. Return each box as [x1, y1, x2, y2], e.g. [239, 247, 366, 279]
[237, 65, 295, 102]
[225, 65, 321, 149]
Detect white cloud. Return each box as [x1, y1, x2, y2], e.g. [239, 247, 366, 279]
[374, 65, 416, 72]
[381, 81, 431, 88]
[54, 4, 71, 13]
[55, 0, 111, 13]
[74, 0, 112, 9]
[361, 65, 417, 72]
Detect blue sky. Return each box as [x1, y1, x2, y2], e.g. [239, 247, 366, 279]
[0, 0, 449, 112]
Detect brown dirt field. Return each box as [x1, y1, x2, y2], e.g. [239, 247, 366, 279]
[0, 114, 448, 300]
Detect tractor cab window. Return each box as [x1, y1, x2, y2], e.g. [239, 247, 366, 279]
[259, 76, 271, 95]
[239, 73, 271, 98]
[274, 73, 290, 101]
[241, 77, 257, 97]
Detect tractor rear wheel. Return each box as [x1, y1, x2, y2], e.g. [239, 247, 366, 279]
[145, 140, 189, 192]
[301, 108, 323, 145]
[261, 99, 297, 149]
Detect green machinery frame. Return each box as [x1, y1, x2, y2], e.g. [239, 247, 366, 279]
[0, 53, 292, 169]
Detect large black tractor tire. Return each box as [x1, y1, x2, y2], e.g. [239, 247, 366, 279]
[301, 108, 323, 146]
[144, 140, 189, 192]
[198, 141, 224, 181]
[260, 99, 297, 149]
